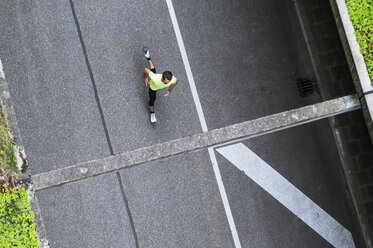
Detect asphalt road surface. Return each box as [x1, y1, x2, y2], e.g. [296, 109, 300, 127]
[0, 0, 364, 247]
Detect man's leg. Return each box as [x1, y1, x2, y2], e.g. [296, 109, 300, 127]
[149, 67, 156, 113]
[143, 47, 157, 114]
[143, 47, 154, 69]
[149, 88, 156, 113]
[149, 88, 157, 123]
[148, 59, 155, 70]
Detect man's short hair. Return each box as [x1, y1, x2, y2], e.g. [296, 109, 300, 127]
[162, 71, 173, 81]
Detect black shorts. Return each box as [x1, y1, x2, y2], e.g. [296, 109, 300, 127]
[149, 68, 157, 106]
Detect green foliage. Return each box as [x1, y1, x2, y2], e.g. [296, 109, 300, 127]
[0, 186, 39, 248]
[0, 106, 19, 176]
[346, 0, 373, 84]
[0, 132, 18, 174]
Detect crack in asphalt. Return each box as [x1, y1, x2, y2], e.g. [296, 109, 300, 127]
[69, 0, 114, 155]
[116, 172, 140, 248]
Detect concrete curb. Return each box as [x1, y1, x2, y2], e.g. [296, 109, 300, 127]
[32, 95, 361, 191]
[0, 59, 27, 174]
[28, 185, 50, 248]
[0, 58, 50, 248]
[329, 0, 373, 143]
[328, 2, 373, 246]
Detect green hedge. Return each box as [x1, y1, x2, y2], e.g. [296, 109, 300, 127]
[346, 0, 373, 84]
[0, 186, 39, 248]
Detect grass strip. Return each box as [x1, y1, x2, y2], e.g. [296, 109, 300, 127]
[0, 186, 39, 248]
[346, 0, 373, 84]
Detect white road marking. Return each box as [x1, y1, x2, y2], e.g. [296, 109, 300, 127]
[165, 0, 207, 133]
[166, 1, 242, 247]
[208, 147, 242, 248]
[217, 143, 355, 248]
[0, 58, 5, 79]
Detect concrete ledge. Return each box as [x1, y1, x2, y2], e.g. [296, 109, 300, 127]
[0, 60, 27, 173]
[329, 0, 373, 142]
[28, 188, 50, 248]
[32, 95, 361, 191]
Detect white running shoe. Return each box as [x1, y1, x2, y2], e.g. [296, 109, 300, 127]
[143, 47, 151, 60]
[150, 113, 157, 123]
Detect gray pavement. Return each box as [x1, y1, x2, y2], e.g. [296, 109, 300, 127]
[119, 150, 234, 248]
[37, 173, 136, 248]
[0, 1, 110, 175]
[172, 0, 319, 129]
[72, 0, 202, 154]
[0, 0, 365, 247]
[0, 0, 321, 172]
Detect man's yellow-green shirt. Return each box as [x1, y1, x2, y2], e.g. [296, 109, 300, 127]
[149, 72, 177, 91]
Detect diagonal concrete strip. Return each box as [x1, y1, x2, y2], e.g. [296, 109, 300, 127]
[32, 95, 360, 191]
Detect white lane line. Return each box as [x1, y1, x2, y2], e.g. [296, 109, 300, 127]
[165, 0, 208, 133]
[0, 58, 5, 79]
[217, 143, 355, 248]
[208, 147, 242, 248]
[166, 1, 242, 247]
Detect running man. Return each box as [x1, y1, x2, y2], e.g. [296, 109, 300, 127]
[143, 47, 178, 123]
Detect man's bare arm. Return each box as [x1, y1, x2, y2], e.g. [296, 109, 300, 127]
[143, 68, 151, 86]
[164, 79, 178, 97]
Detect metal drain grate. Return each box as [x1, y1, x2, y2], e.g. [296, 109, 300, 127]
[296, 77, 315, 97]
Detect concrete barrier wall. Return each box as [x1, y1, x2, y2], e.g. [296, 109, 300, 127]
[329, 0, 373, 143]
[328, 1, 373, 247]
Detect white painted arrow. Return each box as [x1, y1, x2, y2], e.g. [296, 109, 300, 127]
[216, 143, 355, 248]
